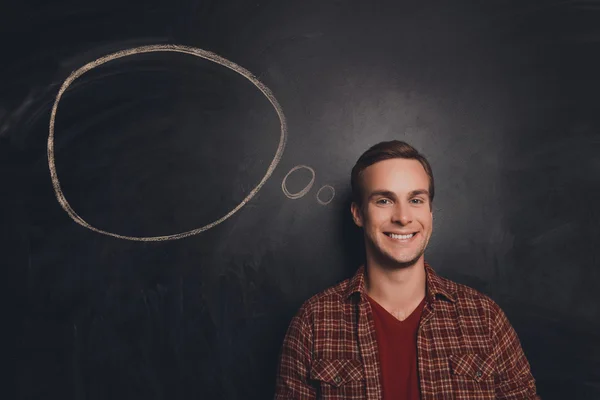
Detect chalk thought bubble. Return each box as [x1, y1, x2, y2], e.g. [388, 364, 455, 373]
[281, 165, 336, 205]
[48, 44, 287, 241]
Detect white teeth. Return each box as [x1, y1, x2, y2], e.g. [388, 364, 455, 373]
[389, 233, 415, 240]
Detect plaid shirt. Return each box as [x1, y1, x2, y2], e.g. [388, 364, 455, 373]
[275, 263, 539, 399]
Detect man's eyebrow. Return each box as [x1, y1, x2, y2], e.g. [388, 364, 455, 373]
[409, 189, 430, 197]
[368, 190, 397, 200]
[367, 189, 430, 201]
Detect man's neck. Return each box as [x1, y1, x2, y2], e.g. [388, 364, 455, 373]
[364, 258, 427, 317]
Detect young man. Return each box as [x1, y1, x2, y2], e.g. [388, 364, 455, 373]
[274, 141, 539, 399]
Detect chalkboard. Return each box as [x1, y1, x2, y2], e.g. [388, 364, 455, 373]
[2, 0, 599, 399]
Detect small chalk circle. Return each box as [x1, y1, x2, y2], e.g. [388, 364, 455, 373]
[281, 165, 316, 200]
[316, 185, 335, 205]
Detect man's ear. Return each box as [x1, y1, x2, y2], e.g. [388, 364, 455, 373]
[350, 202, 364, 228]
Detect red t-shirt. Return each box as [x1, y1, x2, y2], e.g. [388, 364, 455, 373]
[366, 294, 426, 400]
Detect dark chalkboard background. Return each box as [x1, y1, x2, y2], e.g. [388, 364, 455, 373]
[2, 0, 600, 399]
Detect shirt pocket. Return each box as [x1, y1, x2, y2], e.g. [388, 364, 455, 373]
[449, 353, 495, 382]
[448, 353, 496, 400]
[310, 359, 365, 399]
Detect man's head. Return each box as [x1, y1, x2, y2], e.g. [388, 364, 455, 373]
[351, 141, 434, 208]
[350, 141, 434, 269]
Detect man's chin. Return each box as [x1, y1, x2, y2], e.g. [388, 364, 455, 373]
[376, 251, 423, 270]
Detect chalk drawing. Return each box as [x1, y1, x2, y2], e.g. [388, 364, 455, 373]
[48, 44, 287, 241]
[281, 165, 315, 199]
[281, 165, 336, 205]
[316, 185, 335, 205]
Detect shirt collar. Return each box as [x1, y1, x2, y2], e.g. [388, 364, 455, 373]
[343, 262, 456, 303]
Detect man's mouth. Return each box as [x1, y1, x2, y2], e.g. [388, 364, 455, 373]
[385, 232, 417, 240]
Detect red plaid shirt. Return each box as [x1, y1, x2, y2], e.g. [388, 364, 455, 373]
[275, 263, 539, 399]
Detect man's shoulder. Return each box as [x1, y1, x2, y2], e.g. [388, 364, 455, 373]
[434, 272, 503, 315]
[306, 276, 352, 305]
[295, 275, 354, 317]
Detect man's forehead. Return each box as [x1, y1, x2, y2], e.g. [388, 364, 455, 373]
[359, 160, 429, 201]
[361, 158, 429, 185]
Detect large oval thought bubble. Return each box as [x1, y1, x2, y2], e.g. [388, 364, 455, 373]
[48, 44, 287, 241]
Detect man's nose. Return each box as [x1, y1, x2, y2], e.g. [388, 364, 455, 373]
[391, 203, 412, 225]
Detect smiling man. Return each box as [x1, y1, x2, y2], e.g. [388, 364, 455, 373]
[275, 140, 539, 399]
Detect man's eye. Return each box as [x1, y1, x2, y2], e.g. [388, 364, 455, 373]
[376, 198, 392, 205]
[411, 198, 424, 204]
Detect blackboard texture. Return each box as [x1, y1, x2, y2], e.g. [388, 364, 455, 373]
[2, 0, 600, 399]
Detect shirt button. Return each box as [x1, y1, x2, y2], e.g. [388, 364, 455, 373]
[334, 375, 342, 384]
[475, 370, 482, 378]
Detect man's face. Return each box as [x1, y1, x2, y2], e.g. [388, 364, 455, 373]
[351, 158, 433, 269]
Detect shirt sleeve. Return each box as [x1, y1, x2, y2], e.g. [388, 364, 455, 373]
[274, 307, 317, 399]
[491, 304, 541, 399]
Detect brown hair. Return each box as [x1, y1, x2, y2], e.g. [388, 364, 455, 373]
[351, 140, 435, 207]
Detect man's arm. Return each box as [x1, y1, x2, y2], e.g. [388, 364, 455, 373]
[491, 304, 541, 399]
[274, 309, 316, 399]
